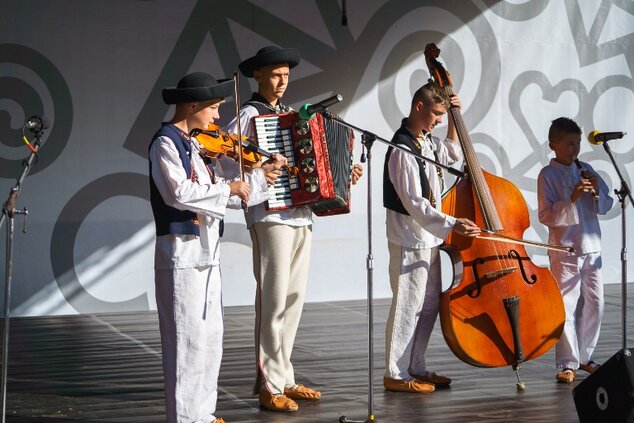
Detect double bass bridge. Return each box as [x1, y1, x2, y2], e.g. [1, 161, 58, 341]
[466, 248, 539, 299]
[468, 257, 518, 298]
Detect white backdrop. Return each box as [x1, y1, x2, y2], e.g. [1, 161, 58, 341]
[0, 0, 632, 316]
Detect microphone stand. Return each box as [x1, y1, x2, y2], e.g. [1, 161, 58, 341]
[1, 127, 45, 423]
[325, 112, 464, 423]
[597, 140, 633, 350]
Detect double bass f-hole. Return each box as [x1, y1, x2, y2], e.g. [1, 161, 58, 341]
[508, 250, 537, 285]
[468, 257, 484, 298]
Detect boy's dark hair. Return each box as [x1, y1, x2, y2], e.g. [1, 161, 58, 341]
[548, 117, 582, 143]
[411, 81, 450, 109]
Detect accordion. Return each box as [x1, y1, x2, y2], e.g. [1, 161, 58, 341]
[252, 112, 354, 216]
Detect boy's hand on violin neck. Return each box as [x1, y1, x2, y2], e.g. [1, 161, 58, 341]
[229, 181, 250, 202]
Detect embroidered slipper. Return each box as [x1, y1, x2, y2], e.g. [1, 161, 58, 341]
[284, 384, 321, 400]
[556, 368, 576, 383]
[579, 361, 601, 374]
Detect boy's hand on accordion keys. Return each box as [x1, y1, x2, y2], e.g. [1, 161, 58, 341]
[351, 164, 363, 185]
[261, 153, 288, 186]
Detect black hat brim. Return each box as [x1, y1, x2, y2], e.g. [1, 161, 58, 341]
[162, 79, 234, 105]
[239, 48, 300, 77]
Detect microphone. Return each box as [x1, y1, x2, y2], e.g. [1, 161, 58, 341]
[587, 130, 627, 145]
[24, 116, 50, 132]
[298, 94, 343, 120]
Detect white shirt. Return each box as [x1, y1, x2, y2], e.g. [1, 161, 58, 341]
[537, 159, 613, 256]
[150, 134, 269, 269]
[386, 133, 462, 249]
[225, 105, 312, 228]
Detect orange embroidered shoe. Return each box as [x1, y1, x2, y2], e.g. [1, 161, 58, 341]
[383, 377, 435, 393]
[259, 388, 299, 412]
[556, 368, 576, 383]
[410, 372, 452, 387]
[284, 384, 321, 400]
[214, 419, 225, 423]
[579, 361, 600, 374]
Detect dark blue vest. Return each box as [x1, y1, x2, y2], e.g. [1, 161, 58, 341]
[149, 123, 200, 236]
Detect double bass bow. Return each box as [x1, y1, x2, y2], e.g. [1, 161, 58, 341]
[424, 43, 566, 389]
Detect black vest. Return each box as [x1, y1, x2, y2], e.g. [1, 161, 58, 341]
[149, 123, 200, 236]
[243, 92, 291, 115]
[383, 120, 431, 215]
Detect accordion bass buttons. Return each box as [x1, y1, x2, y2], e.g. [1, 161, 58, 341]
[301, 158, 316, 174]
[298, 138, 313, 155]
[295, 119, 310, 136]
[304, 176, 319, 193]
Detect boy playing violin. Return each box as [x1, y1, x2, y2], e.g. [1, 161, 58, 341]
[149, 71, 285, 423]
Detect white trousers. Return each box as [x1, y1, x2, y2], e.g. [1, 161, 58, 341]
[250, 222, 312, 394]
[549, 252, 604, 369]
[385, 242, 441, 379]
[155, 265, 223, 423]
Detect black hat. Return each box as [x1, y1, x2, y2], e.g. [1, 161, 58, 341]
[162, 72, 234, 104]
[238, 46, 300, 77]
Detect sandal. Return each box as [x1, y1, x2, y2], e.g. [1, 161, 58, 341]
[579, 361, 601, 374]
[556, 368, 576, 383]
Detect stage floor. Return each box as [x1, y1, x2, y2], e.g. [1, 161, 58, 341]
[2, 283, 632, 422]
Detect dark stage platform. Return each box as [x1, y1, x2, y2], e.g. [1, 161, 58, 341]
[2, 283, 632, 422]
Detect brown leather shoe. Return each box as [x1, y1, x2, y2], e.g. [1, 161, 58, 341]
[259, 388, 299, 412]
[284, 384, 321, 400]
[579, 361, 600, 374]
[556, 368, 576, 383]
[410, 372, 452, 386]
[383, 377, 435, 393]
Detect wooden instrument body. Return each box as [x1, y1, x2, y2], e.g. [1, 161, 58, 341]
[440, 170, 565, 367]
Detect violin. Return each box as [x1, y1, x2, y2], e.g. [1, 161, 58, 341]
[190, 124, 298, 175]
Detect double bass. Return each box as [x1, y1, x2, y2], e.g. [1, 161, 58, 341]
[424, 44, 566, 388]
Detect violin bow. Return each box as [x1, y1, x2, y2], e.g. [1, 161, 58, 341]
[233, 71, 248, 210]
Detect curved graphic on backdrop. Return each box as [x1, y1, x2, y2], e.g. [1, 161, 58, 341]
[377, 5, 501, 132]
[51, 172, 150, 314]
[483, 0, 549, 21]
[0, 44, 72, 177]
[44, 0, 634, 315]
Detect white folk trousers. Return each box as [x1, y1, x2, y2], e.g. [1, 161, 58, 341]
[549, 251, 604, 369]
[385, 241, 441, 379]
[250, 222, 312, 394]
[155, 265, 223, 423]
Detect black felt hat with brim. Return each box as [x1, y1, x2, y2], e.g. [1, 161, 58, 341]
[238, 46, 300, 77]
[162, 72, 233, 104]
